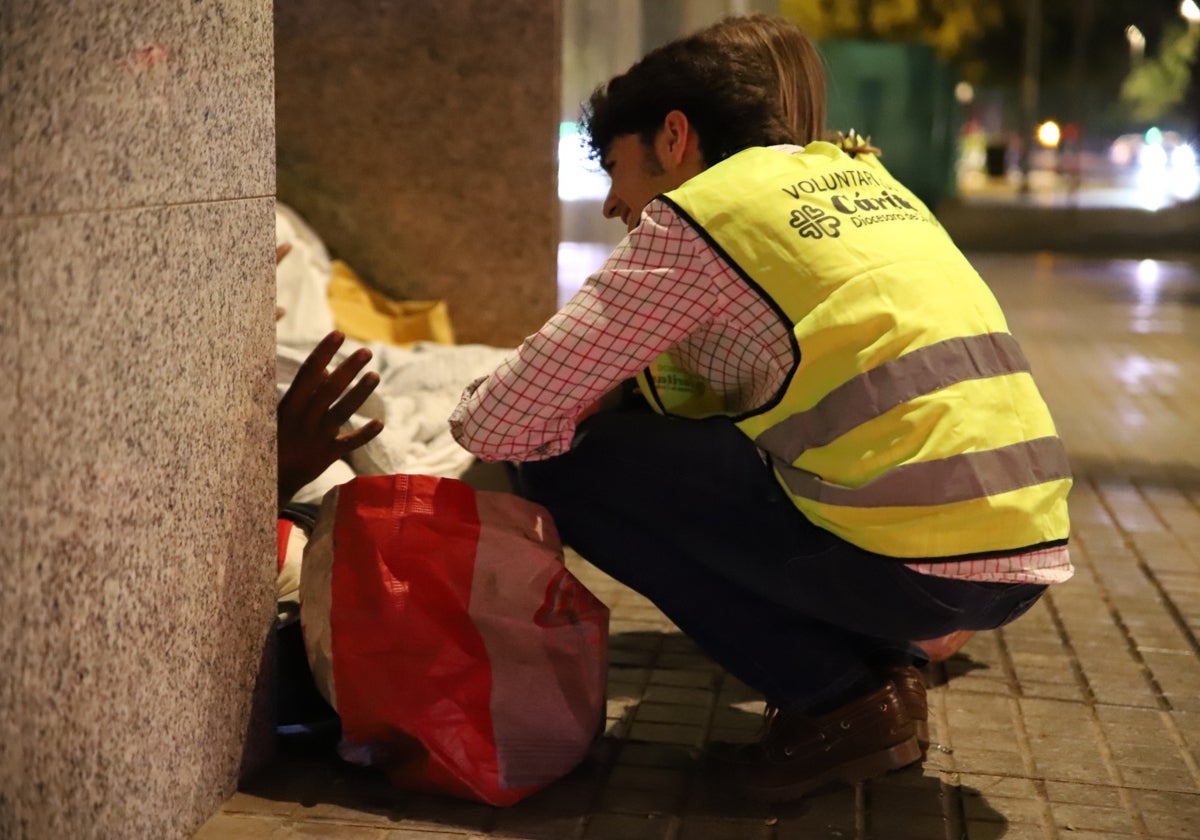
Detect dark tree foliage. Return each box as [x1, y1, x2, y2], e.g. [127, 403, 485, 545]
[783, 0, 1197, 133]
[967, 0, 1182, 89]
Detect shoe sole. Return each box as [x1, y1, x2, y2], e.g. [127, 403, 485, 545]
[742, 736, 924, 803]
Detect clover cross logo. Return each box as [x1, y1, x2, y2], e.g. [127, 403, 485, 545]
[789, 205, 841, 240]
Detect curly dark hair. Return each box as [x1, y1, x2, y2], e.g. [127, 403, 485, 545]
[581, 30, 798, 166]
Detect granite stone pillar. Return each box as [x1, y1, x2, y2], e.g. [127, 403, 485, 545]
[275, 0, 562, 347]
[0, 2, 277, 838]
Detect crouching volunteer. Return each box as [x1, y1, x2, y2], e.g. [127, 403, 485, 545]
[449, 18, 1071, 803]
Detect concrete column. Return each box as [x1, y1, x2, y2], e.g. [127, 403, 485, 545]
[0, 2, 277, 838]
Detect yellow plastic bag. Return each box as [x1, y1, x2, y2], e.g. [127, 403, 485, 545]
[327, 260, 455, 346]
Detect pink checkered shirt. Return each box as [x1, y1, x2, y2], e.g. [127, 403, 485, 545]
[450, 199, 1072, 585]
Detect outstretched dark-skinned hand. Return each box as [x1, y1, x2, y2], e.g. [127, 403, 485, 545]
[277, 330, 384, 506]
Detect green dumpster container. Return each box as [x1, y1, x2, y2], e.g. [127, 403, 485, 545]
[819, 40, 959, 208]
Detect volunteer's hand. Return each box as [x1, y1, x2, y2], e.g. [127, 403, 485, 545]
[277, 331, 384, 505]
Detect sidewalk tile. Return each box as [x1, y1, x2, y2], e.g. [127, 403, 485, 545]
[772, 787, 857, 839]
[633, 702, 710, 727]
[193, 814, 285, 840]
[615, 741, 698, 770]
[1049, 802, 1135, 834]
[489, 811, 585, 840]
[965, 822, 1049, 839]
[708, 726, 760, 745]
[1015, 681, 1085, 702]
[582, 813, 673, 840]
[677, 816, 771, 840]
[286, 825, 391, 839]
[712, 704, 766, 730]
[392, 798, 492, 835]
[641, 685, 714, 707]
[1139, 802, 1200, 839]
[627, 721, 707, 748]
[866, 814, 949, 840]
[869, 784, 948, 817]
[1107, 740, 1190, 769]
[948, 747, 1030, 777]
[607, 765, 688, 794]
[511, 776, 603, 817]
[649, 669, 718, 689]
[955, 773, 1039, 800]
[961, 793, 1043, 825]
[221, 790, 303, 819]
[598, 779, 683, 815]
[1115, 764, 1194, 791]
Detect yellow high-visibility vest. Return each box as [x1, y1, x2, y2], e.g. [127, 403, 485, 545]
[638, 143, 1071, 558]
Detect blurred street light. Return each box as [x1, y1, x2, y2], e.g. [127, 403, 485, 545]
[1126, 25, 1146, 66]
[1037, 120, 1062, 148]
[1181, 1, 1200, 25]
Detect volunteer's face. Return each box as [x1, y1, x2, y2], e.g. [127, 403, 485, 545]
[600, 133, 674, 232]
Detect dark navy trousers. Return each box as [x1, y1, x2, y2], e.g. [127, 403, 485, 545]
[518, 408, 1046, 712]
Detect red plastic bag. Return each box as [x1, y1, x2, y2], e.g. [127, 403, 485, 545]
[300, 474, 609, 806]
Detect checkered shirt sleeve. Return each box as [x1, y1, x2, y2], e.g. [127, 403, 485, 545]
[449, 203, 727, 462]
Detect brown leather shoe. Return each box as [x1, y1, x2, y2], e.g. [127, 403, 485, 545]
[733, 681, 922, 802]
[887, 665, 929, 749]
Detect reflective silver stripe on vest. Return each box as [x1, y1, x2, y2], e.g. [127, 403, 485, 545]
[755, 332, 1032, 462]
[775, 437, 1071, 508]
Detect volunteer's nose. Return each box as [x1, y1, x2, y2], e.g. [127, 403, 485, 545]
[602, 187, 623, 220]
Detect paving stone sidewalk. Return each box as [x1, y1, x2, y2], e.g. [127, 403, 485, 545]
[196, 253, 1200, 839]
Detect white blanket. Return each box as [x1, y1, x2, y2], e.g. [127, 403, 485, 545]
[275, 203, 512, 504]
